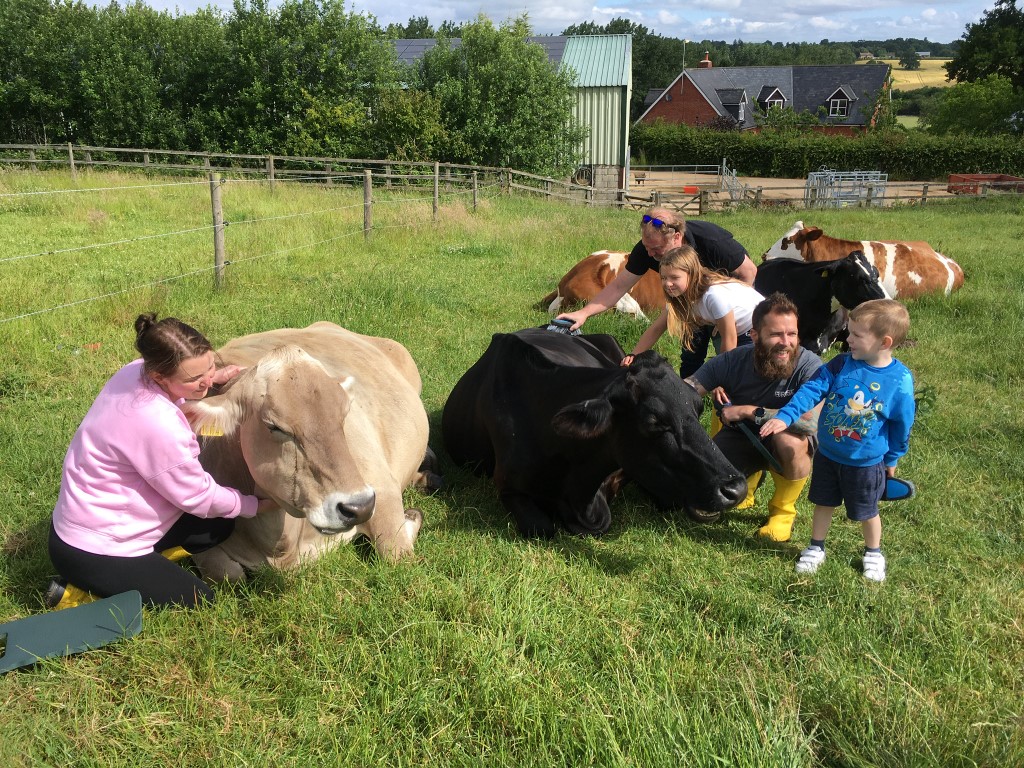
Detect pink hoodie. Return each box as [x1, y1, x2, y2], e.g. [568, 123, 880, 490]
[52, 359, 257, 557]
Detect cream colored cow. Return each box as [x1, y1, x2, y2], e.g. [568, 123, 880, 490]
[183, 322, 439, 580]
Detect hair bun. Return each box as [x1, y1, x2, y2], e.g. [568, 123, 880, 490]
[134, 312, 158, 339]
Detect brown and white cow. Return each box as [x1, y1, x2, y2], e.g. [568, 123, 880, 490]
[762, 221, 965, 299]
[182, 322, 439, 580]
[538, 250, 664, 318]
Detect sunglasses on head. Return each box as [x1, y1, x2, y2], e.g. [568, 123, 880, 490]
[642, 214, 675, 230]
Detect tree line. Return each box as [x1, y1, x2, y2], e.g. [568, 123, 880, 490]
[2, 0, 1019, 173]
[0, 1, 584, 175]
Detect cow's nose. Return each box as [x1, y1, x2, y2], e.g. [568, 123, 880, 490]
[337, 489, 375, 524]
[718, 474, 748, 508]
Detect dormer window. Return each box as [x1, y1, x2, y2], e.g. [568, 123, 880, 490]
[758, 87, 787, 112]
[827, 88, 852, 117]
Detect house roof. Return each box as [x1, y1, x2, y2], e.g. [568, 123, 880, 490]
[640, 64, 889, 129]
[391, 34, 630, 88]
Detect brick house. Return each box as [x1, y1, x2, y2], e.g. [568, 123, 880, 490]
[638, 54, 891, 136]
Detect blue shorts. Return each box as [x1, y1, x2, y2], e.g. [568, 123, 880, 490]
[807, 452, 884, 521]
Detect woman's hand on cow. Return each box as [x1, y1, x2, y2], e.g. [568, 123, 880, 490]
[212, 365, 246, 386]
[759, 418, 787, 438]
[256, 497, 278, 514]
[620, 354, 636, 367]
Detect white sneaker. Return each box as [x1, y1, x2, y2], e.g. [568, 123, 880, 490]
[795, 546, 826, 574]
[862, 550, 887, 582]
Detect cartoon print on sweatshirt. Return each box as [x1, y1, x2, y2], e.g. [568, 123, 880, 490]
[822, 378, 885, 442]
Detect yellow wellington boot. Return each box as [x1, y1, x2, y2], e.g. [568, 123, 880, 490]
[710, 411, 723, 438]
[736, 471, 763, 510]
[758, 472, 808, 542]
[160, 546, 192, 563]
[45, 579, 98, 611]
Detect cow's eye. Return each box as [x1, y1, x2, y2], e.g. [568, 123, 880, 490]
[264, 421, 292, 438]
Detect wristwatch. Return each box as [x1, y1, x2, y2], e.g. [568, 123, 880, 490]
[753, 407, 767, 426]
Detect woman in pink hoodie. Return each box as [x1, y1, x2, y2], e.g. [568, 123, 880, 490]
[47, 314, 273, 609]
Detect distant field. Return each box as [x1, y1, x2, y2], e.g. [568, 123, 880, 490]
[896, 115, 922, 129]
[859, 58, 954, 90]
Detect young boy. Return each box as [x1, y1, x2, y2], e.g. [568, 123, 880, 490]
[759, 299, 915, 582]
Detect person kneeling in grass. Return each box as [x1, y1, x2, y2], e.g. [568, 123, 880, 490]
[759, 299, 916, 583]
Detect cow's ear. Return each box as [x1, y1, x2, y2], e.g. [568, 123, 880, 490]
[182, 393, 243, 439]
[806, 228, 823, 241]
[552, 398, 614, 439]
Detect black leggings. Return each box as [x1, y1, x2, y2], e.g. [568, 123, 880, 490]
[49, 514, 235, 608]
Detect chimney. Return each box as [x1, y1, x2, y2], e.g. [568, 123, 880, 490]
[698, 51, 712, 69]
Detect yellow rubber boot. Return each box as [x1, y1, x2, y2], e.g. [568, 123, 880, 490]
[710, 411, 723, 437]
[758, 472, 807, 542]
[46, 580, 98, 611]
[160, 546, 192, 563]
[736, 471, 763, 510]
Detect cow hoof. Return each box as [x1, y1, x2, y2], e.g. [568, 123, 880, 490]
[420, 471, 444, 494]
[688, 507, 723, 524]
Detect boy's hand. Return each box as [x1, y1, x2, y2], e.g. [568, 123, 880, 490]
[620, 354, 635, 367]
[759, 418, 786, 437]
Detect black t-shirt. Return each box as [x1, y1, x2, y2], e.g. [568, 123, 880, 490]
[626, 219, 748, 276]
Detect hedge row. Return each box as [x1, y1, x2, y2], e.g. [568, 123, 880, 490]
[631, 122, 1024, 181]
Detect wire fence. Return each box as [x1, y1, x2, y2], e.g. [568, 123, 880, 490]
[0, 161, 504, 326]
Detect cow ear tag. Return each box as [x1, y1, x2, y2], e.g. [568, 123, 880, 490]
[198, 423, 224, 437]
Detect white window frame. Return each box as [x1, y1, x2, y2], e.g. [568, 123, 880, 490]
[828, 90, 850, 118]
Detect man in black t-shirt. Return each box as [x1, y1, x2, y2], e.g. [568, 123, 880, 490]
[686, 294, 822, 542]
[557, 206, 756, 377]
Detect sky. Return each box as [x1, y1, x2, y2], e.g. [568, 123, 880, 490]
[142, 0, 995, 45]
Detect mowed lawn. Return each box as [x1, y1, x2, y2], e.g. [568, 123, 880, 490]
[1, 170, 1022, 766]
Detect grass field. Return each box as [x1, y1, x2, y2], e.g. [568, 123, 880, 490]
[1, 170, 1023, 766]
[858, 58, 954, 90]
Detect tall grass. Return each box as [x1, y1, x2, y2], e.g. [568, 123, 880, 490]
[1, 170, 1022, 766]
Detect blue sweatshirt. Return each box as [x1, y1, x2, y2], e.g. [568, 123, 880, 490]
[774, 354, 915, 468]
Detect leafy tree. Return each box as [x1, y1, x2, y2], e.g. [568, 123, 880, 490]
[384, 15, 433, 39]
[221, 0, 400, 156]
[899, 50, 921, 70]
[419, 15, 585, 174]
[921, 74, 1022, 135]
[946, 0, 1024, 89]
[0, 0, 102, 143]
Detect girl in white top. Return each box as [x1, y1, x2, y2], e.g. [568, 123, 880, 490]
[623, 245, 765, 366]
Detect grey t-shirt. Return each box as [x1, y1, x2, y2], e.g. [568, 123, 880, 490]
[692, 345, 822, 409]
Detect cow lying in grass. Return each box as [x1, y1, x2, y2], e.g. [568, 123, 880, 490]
[538, 250, 664, 319]
[183, 322, 440, 580]
[761, 221, 964, 298]
[441, 328, 746, 537]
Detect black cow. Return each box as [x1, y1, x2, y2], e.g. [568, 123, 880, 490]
[754, 250, 887, 354]
[441, 328, 747, 538]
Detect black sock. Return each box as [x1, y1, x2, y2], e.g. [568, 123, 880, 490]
[865, 546, 882, 553]
[810, 539, 825, 550]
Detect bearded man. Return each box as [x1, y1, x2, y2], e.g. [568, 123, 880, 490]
[685, 293, 823, 541]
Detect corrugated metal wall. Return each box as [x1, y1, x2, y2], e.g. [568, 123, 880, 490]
[573, 86, 629, 166]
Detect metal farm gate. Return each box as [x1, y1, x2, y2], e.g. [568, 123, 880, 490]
[804, 168, 888, 208]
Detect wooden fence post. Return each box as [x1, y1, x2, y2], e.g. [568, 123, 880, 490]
[385, 163, 392, 190]
[921, 184, 929, 205]
[67, 143, 77, 182]
[267, 155, 275, 192]
[472, 171, 478, 212]
[699, 190, 709, 215]
[433, 161, 439, 221]
[754, 187, 763, 207]
[324, 162, 333, 186]
[363, 170, 372, 241]
[209, 173, 226, 290]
